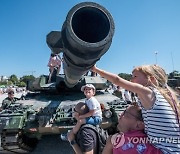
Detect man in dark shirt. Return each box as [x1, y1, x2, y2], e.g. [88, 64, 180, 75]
[0, 89, 20, 111]
[68, 102, 98, 154]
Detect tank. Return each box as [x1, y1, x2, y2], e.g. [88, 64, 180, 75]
[0, 2, 128, 153]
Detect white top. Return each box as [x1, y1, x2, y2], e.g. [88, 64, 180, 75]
[138, 87, 180, 154]
[85, 96, 102, 118]
[124, 90, 132, 102]
[48, 55, 61, 67]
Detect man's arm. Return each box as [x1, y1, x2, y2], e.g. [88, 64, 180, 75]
[72, 143, 84, 154]
[68, 130, 83, 154]
[68, 130, 94, 154]
[102, 136, 113, 154]
[14, 97, 21, 101]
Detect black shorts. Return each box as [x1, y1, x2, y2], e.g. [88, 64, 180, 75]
[76, 127, 97, 152]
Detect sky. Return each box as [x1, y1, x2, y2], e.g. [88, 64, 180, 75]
[0, 0, 180, 78]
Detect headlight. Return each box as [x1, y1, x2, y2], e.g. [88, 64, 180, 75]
[104, 110, 112, 118]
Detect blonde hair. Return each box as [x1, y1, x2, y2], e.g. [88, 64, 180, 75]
[133, 64, 180, 118]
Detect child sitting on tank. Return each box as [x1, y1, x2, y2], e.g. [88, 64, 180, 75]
[72, 84, 102, 134]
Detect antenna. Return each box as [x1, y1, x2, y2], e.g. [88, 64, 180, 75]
[23, 71, 36, 76]
[171, 52, 175, 71]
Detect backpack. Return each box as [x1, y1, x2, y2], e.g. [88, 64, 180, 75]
[79, 124, 109, 154]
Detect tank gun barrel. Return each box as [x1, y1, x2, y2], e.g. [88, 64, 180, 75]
[47, 2, 115, 87]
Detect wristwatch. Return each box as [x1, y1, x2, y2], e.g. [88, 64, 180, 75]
[70, 139, 77, 146]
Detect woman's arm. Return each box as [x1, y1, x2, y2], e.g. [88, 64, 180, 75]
[92, 66, 148, 94]
[92, 66, 154, 109]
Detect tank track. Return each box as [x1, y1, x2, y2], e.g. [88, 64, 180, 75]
[1, 129, 37, 153]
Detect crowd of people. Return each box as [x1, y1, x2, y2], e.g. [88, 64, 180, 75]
[0, 86, 26, 95]
[107, 84, 137, 104]
[1, 63, 180, 154]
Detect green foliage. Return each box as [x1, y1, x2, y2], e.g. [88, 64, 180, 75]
[117, 71, 179, 82]
[1, 71, 179, 88]
[7, 80, 13, 86]
[0, 81, 7, 86]
[20, 75, 35, 85]
[0, 75, 35, 87]
[118, 73, 132, 81]
[18, 81, 26, 87]
[9, 74, 18, 85]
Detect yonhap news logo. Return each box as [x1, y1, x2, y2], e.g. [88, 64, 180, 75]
[111, 133, 180, 149]
[111, 133, 125, 148]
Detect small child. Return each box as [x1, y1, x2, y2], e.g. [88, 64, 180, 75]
[103, 104, 162, 154]
[72, 84, 102, 134]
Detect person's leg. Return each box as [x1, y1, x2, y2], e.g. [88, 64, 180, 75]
[48, 67, 54, 83]
[56, 65, 60, 75]
[72, 117, 102, 134]
[72, 119, 86, 134]
[86, 117, 102, 126]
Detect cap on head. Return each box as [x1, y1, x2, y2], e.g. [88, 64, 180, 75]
[75, 102, 89, 115]
[81, 84, 96, 92]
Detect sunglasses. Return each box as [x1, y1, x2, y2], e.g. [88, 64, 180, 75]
[8, 92, 14, 95]
[120, 109, 142, 121]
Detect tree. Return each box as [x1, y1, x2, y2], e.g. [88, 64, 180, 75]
[9, 74, 18, 85]
[20, 75, 35, 85]
[7, 80, 13, 86]
[118, 73, 132, 81]
[18, 81, 26, 87]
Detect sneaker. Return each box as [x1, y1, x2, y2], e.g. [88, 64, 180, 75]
[60, 133, 68, 141]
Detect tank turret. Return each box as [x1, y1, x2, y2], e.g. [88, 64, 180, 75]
[28, 2, 115, 92]
[47, 2, 115, 88]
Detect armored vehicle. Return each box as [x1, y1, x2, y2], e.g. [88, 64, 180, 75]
[0, 2, 128, 153]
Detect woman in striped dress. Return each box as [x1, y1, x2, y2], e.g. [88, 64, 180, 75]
[92, 64, 180, 154]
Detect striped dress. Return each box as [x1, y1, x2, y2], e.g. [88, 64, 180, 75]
[138, 87, 180, 154]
